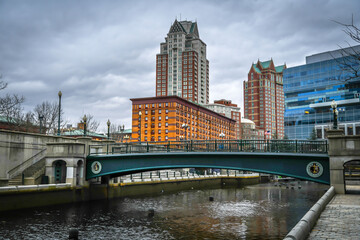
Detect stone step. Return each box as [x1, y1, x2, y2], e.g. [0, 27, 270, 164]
[8, 175, 22, 186]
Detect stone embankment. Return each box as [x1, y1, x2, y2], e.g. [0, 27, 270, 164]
[284, 186, 335, 240]
[0, 174, 261, 212]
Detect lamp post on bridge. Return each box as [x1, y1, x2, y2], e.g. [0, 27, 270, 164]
[119, 124, 125, 142]
[57, 91, 62, 136]
[331, 100, 338, 130]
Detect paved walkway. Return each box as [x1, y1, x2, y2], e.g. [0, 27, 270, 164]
[308, 193, 360, 240]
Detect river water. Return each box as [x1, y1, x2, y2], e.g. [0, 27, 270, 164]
[0, 182, 328, 240]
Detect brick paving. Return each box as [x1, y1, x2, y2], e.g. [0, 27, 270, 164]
[307, 193, 360, 240]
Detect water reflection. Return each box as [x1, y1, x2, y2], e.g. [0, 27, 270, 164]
[0, 182, 328, 240]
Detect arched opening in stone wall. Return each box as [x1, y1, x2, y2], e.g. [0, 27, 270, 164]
[76, 160, 84, 186]
[53, 160, 67, 184]
[343, 160, 360, 194]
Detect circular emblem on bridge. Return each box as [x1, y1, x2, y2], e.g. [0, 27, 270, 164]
[306, 161, 323, 178]
[91, 161, 102, 174]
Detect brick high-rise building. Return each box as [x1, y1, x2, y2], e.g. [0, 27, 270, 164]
[156, 19, 209, 104]
[131, 96, 235, 142]
[243, 59, 286, 139]
[204, 99, 241, 139]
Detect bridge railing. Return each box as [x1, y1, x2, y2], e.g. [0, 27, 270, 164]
[89, 139, 328, 155]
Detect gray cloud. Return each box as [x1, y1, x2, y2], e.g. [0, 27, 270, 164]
[0, 0, 359, 132]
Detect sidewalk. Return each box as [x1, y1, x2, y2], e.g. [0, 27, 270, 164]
[307, 193, 360, 240]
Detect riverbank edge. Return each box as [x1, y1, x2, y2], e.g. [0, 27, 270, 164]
[0, 175, 261, 212]
[283, 186, 335, 240]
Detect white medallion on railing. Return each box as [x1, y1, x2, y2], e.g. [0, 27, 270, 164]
[306, 161, 323, 178]
[91, 161, 102, 174]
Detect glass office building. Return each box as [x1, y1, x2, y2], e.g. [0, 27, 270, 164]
[284, 45, 360, 139]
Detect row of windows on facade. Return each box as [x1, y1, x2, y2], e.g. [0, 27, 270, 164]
[138, 121, 231, 133]
[157, 51, 196, 59]
[139, 126, 231, 138]
[157, 58, 196, 67]
[141, 132, 223, 142]
[138, 114, 232, 132]
[135, 103, 229, 119]
[156, 62, 196, 72]
[135, 104, 232, 125]
[245, 79, 282, 89]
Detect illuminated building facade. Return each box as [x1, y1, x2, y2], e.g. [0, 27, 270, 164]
[131, 96, 236, 142]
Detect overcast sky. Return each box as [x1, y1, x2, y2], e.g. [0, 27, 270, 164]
[1, 0, 359, 133]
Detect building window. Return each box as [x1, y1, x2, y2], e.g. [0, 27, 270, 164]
[159, 116, 161, 120]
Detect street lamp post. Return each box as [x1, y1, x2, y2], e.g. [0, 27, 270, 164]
[107, 119, 111, 139]
[119, 124, 125, 142]
[57, 91, 62, 136]
[182, 123, 189, 140]
[39, 115, 44, 134]
[331, 100, 338, 130]
[83, 115, 87, 136]
[139, 111, 142, 142]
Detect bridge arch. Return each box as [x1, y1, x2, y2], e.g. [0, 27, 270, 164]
[343, 159, 360, 193]
[86, 152, 330, 184]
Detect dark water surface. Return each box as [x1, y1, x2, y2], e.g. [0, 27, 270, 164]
[0, 182, 328, 239]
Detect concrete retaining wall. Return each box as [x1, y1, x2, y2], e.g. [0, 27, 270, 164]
[0, 176, 260, 212]
[284, 186, 335, 240]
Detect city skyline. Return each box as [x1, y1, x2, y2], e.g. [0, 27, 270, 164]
[1, 0, 359, 132]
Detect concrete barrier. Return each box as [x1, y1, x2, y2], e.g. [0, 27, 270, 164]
[284, 186, 335, 240]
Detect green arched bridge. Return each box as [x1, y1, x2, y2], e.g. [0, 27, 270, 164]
[86, 140, 330, 184]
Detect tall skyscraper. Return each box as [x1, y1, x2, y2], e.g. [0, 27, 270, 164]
[243, 59, 286, 139]
[156, 19, 209, 104]
[284, 45, 360, 139]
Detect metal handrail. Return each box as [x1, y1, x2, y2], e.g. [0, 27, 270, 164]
[88, 140, 328, 156]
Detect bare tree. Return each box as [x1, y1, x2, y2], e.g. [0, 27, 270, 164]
[0, 74, 7, 90]
[333, 15, 360, 82]
[80, 114, 100, 132]
[33, 101, 64, 134]
[0, 75, 25, 129]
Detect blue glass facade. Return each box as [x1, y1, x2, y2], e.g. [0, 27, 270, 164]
[284, 49, 360, 139]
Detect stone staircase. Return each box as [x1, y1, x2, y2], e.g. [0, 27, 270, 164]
[8, 158, 46, 186]
[8, 175, 23, 186]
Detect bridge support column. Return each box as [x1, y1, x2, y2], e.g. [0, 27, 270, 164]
[328, 130, 360, 194]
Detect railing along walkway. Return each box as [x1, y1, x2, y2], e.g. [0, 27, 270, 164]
[89, 140, 328, 156]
